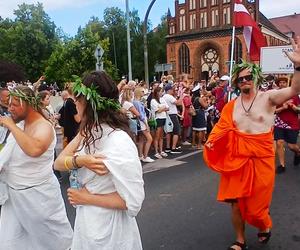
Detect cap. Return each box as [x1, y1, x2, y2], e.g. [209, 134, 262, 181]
[220, 75, 230, 81]
[164, 83, 174, 92]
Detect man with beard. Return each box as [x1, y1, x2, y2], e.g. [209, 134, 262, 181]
[204, 36, 300, 250]
[0, 86, 72, 250]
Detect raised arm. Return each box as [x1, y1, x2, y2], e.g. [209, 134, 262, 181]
[269, 36, 300, 106]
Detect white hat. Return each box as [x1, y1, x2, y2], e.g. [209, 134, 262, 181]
[192, 84, 200, 92]
[220, 75, 230, 81]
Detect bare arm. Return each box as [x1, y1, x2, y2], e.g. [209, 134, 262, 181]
[54, 134, 108, 175]
[269, 36, 300, 106]
[129, 106, 140, 117]
[74, 113, 81, 123]
[67, 188, 127, 210]
[0, 116, 53, 157]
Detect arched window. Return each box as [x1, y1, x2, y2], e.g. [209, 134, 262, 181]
[179, 43, 190, 74]
[229, 37, 243, 64]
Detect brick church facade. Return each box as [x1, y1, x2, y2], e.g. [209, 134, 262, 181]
[166, 0, 289, 81]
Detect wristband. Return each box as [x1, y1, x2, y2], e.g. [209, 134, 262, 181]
[295, 66, 300, 72]
[72, 155, 80, 169]
[64, 156, 72, 171]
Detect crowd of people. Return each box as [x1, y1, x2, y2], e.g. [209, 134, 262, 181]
[0, 36, 299, 250]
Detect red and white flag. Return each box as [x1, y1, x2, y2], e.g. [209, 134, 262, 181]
[233, 0, 267, 61]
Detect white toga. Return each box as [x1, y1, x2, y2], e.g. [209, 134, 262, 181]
[71, 124, 145, 250]
[0, 123, 73, 250]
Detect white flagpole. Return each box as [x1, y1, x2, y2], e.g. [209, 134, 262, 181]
[228, 26, 236, 102]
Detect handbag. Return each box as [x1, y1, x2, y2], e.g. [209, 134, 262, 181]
[164, 114, 174, 133]
[146, 108, 157, 129]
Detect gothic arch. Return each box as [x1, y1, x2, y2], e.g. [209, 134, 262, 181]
[178, 43, 190, 74]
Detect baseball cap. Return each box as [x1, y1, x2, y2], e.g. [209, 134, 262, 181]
[164, 83, 174, 92]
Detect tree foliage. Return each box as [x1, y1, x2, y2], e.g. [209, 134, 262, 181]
[0, 3, 58, 81]
[0, 3, 168, 84]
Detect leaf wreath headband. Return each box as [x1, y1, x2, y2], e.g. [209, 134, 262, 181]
[9, 88, 41, 109]
[232, 60, 264, 88]
[72, 75, 121, 121]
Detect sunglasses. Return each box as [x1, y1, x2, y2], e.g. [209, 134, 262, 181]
[237, 75, 253, 84]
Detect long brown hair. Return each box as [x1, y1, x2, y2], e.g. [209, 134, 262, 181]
[79, 71, 131, 153]
[152, 86, 162, 103]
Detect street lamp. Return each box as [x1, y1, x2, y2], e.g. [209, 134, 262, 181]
[143, 0, 157, 87]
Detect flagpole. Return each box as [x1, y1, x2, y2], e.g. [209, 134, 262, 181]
[228, 26, 236, 101]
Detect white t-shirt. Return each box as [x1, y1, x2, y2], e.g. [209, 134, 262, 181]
[122, 101, 134, 119]
[163, 93, 178, 115]
[150, 98, 168, 119]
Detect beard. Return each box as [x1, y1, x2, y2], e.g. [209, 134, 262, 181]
[241, 88, 250, 94]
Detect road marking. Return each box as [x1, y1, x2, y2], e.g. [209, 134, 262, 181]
[143, 150, 201, 173]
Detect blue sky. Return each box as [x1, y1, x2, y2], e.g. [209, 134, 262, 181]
[1, 0, 300, 37]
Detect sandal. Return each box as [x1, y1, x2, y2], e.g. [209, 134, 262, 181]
[227, 241, 248, 250]
[257, 231, 271, 244]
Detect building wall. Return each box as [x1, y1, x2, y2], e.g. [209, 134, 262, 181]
[167, 0, 287, 81]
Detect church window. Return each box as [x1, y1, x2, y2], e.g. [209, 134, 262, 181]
[189, 0, 196, 10]
[190, 13, 197, 29]
[200, 0, 207, 8]
[200, 12, 207, 28]
[179, 43, 190, 74]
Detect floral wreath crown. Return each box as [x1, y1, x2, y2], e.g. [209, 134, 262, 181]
[72, 75, 121, 121]
[9, 88, 41, 109]
[232, 60, 264, 87]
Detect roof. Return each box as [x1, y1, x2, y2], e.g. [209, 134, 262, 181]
[258, 12, 287, 39]
[270, 13, 300, 37]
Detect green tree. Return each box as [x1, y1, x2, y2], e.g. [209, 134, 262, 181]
[148, 14, 168, 81]
[0, 3, 58, 81]
[45, 25, 118, 85]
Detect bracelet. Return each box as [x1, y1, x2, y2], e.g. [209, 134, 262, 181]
[72, 155, 80, 169]
[64, 156, 72, 171]
[295, 66, 300, 72]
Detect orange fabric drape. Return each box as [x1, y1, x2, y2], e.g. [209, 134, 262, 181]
[203, 100, 275, 230]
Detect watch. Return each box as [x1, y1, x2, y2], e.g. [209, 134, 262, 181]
[295, 66, 300, 72]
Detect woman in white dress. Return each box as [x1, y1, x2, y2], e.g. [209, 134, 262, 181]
[54, 71, 145, 250]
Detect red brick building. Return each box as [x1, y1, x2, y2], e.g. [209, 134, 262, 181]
[166, 0, 289, 81]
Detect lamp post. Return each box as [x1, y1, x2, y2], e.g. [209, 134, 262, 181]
[126, 0, 132, 80]
[143, 0, 157, 87]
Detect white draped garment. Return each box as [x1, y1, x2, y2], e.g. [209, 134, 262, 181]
[71, 124, 145, 250]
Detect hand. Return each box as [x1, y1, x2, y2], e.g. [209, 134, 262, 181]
[80, 154, 109, 176]
[67, 187, 90, 206]
[38, 75, 46, 82]
[0, 115, 15, 129]
[285, 36, 300, 67]
[282, 102, 289, 109]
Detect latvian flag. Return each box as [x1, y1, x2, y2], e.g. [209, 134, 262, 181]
[234, 0, 267, 61]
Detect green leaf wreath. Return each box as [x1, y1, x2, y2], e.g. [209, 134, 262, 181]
[9, 88, 41, 109]
[72, 75, 121, 122]
[232, 60, 264, 88]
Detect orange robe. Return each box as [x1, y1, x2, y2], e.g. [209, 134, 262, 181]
[203, 100, 275, 230]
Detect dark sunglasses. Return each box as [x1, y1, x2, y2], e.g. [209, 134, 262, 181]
[237, 75, 253, 84]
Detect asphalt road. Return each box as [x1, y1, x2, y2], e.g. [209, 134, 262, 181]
[59, 147, 300, 250]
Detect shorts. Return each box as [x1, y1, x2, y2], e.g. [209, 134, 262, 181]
[156, 118, 166, 128]
[274, 127, 299, 144]
[169, 114, 181, 135]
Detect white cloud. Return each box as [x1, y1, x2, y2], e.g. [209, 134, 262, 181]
[260, 0, 300, 18]
[0, 0, 104, 18]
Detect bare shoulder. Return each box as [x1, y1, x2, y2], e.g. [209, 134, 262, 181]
[29, 119, 54, 140]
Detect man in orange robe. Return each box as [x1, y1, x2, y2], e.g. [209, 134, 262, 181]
[203, 36, 300, 250]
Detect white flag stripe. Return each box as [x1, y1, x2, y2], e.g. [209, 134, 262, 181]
[234, 3, 250, 14]
[243, 26, 253, 53]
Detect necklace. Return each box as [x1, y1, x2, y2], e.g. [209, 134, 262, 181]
[241, 90, 258, 116]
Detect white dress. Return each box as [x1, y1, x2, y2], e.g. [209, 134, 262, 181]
[0, 123, 73, 250]
[72, 124, 145, 250]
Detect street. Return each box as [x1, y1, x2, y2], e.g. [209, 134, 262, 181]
[59, 147, 300, 250]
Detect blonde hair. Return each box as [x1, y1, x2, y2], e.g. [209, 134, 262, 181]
[121, 88, 133, 104]
[134, 87, 144, 100]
